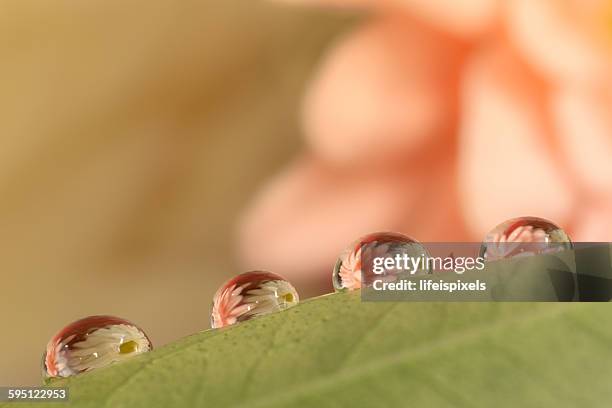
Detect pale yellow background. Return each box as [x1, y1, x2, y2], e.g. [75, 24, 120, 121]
[0, 1, 350, 385]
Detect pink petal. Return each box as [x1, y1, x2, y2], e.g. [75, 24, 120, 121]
[552, 86, 612, 196]
[457, 44, 574, 238]
[507, 0, 612, 86]
[573, 200, 612, 241]
[303, 16, 464, 166]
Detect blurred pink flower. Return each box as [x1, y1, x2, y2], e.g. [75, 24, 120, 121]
[239, 0, 612, 288]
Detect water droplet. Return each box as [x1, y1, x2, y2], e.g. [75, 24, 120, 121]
[42, 315, 152, 380]
[333, 232, 431, 292]
[479, 216, 573, 261]
[210, 271, 299, 328]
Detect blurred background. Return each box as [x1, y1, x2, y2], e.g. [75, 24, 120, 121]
[0, 0, 352, 385]
[1, 0, 611, 386]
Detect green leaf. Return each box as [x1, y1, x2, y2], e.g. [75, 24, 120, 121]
[5, 287, 612, 407]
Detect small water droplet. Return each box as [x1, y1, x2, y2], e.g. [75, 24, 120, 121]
[333, 232, 431, 291]
[210, 271, 299, 328]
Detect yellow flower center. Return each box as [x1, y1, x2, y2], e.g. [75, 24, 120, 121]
[119, 340, 138, 354]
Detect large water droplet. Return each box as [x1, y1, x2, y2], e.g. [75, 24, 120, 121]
[479, 216, 573, 262]
[42, 315, 152, 380]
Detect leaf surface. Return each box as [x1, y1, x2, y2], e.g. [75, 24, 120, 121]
[6, 288, 612, 407]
